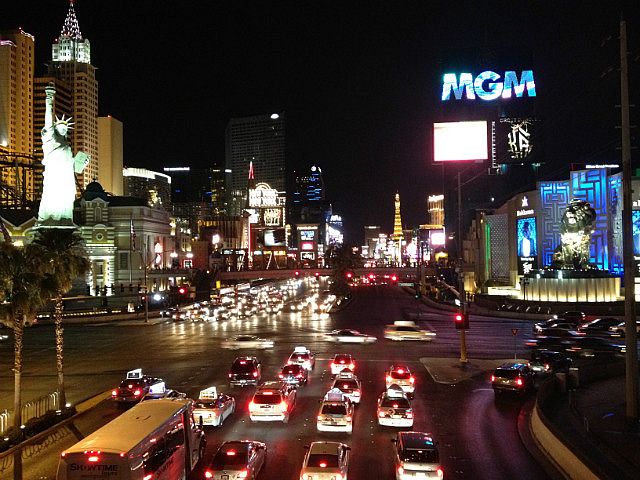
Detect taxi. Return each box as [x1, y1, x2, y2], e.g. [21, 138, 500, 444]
[317, 388, 353, 433]
[385, 365, 416, 395]
[377, 385, 414, 427]
[278, 364, 308, 386]
[287, 345, 316, 370]
[300, 441, 350, 480]
[111, 368, 165, 404]
[331, 371, 362, 404]
[330, 354, 355, 376]
[384, 321, 436, 341]
[249, 381, 297, 423]
[193, 386, 236, 427]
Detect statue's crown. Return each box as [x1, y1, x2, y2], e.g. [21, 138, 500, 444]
[54, 114, 74, 129]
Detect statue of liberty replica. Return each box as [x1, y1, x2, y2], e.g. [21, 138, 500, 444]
[37, 82, 90, 227]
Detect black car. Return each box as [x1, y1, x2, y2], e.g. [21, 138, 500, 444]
[524, 336, 572, 351]
[565, 337, 625, 358]
[529, 350, 573, 375]
[229, 356, 262, 386]
[278, 364, 308, 386]
[559, 311, 586, 324]
[111, 369, 165, 404]
[491, 362, 535, 394]
[577, 317, 620, 334]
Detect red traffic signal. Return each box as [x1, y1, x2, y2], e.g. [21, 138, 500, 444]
[391, 275, 397, 282]
[346, 272, 353, 279]
[455, 312, 469, 330]
[178, 287, 186, 295]
[314, 271, 320, 277]
[294, 270, 300, 277]
[368, 273, 374, 279]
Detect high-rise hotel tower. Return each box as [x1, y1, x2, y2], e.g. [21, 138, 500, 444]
[225, 113, 286, 216]
[43, 0, 98, 189]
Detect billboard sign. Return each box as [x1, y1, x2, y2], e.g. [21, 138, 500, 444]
[442, 70, 536, 102]
[249, 183, 278, 207]
[517, 217, 538, 274]
[433, 121, 488, 162]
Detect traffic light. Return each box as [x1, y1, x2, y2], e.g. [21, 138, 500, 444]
[391, 275, 397, 282]
[294, 270, 300, 277]
[455, 312, 469, 330]
[314, 271, 320, 277]
[346, 272, 353, 279]
[178, 287, 186, 295]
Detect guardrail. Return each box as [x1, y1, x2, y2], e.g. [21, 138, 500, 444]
[0, 392, 59, 436]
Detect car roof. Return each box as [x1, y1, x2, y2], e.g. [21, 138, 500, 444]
[308, 441, 345, 455]
[398, 431, 436, 448]
[496, 362, 528, 370]
[257, 381, 285, 391]
[234, 356, 257, 362]
[390, 365, 410, 372]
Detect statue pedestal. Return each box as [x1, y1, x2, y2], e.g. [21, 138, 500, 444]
[521, 269, 620, 302]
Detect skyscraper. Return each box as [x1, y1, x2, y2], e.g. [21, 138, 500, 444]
[0, 28, 37, 206]
[45, 0, 98, 189]
[98, 116, 123, 196]
[225, 112, 286, 215]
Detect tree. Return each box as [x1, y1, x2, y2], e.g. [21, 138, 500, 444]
[32, 228, 89, 409]
[325, 245, 363, 297]
[0, 240, 50, 480]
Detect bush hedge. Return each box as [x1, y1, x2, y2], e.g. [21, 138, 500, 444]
[0, 406, 76, 453]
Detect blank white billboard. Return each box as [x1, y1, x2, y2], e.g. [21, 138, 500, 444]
[433, 121, 488, 162]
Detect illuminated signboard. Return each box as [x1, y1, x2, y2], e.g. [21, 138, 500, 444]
[301, 251, 315, 260]
[249, 183, 278, 207]
[430, 230, 446, 246]
[300, 230, 315, 241]
[517, 217, 538, 274]
[301, 242, 314, 251]
[264, 229, 286, 247]
[434, 121, 488, 162]
[263, 208, 282, 226]
[442, 70, 536, 102]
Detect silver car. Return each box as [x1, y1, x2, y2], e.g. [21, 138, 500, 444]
[204, 440, 267, 480]
[392, 431, 443, 479]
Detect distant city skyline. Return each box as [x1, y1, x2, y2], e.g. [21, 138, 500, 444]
[2, 1, 638, 243]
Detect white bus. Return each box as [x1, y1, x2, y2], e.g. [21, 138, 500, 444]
[57, 398, 205, 480]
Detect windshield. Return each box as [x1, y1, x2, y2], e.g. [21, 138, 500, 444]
[118, 380, 144, 389]
[334, 355, 351, 363]
[400, 448, 439, 463]
[212, 448, 248, 467]
[307, 454, 339, 468]
[253, 393, 282, 405]
[232, 362, 255, 374]
[195, 400, 218, 409]
[321, 404, 347, 415]
[336, 380, 358, 390]
[391, 371, 410, 380]
[495, 369, 519, 379]
[381, 397, 410, 408]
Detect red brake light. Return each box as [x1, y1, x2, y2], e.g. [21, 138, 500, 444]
[343, 384, 349, 389]
[296, 374, 303, 378]
[237, 470, 248, 478]
[516, 377, 523, 386]
[392, 403, 399, 408]
[111, 390, 117, 396]
[398, 466, 404, 475]
[319, 462, 327, 468]
[248, 401, 256, 412]
[278, 373, 284, 379]
[133, 390, 142, 396]
[409, 376, 415, 384]
[228, 373, 232, 378]
[88, 455, 99, 463]
[378, 411, 386, 418]
[317, 414, 323, 420]
[345, 415, 352, 422]
[205, 472, 213, 479]
[349, 363, 355, 370]
[253, 371, 258, 377]
[280, 401, 288, 412]
[143, 474, 152, 480]
[226, 450, 236, 456]
[386, 375, 392, 383]
[545, 364, 550, 370]
[437, 466, 444, 477]
[407, 411, 413, 419]
[397, 368, 404, 374]
[490, 375, 495, 382]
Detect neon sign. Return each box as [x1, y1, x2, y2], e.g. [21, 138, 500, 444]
[442, 70, 536, 101]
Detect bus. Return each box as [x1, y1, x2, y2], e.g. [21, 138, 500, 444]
[57, 398, 206, 480]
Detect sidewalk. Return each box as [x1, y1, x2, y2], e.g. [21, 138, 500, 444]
[539, 374, 640, 480]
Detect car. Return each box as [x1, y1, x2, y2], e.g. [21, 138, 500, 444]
[317, 388, 354, 433]
[287, 345, 316, 370]
[534, 322, 580, 337]
[491, 362, 535, 395]
[204, 440, 267, 480]
[524, 336, 572, 351]
[577, 317, 621, 334]
[528, 350, 573, 375]
[565, 337, 626, 358]
[229, 357, 262, 386]
[377, 386, 414, 427]
[331, 371, 362, 404]
[278, 364, 308, 386]
[385, 365, 416, 395]
[140, 388, 186, 401]
[325, 329, 377, 344]
[608, 321, 640, 337]
[559, 311, 586, 324]
[330, 354, 355, 376]
[249, 381, 297, 423]
[391, 431, 443, 479]
[221, 335, 275, 350]
[111, 368, 165, 404]
[384, 321, 436, 341]
[193, 386, 236, 427]
[300, 441, 350, 480]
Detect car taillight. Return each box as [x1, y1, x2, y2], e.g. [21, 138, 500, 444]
[516, 377, 523, 386]
[317, 414, 323, 420]
[334, 474, 343, 480]
[345, 415, 352, 422]
[88, 455, 100, 462]
[301, 474, 310, 480]
[280, 401, 288, 412]
[330, 362, 335, 369]
[133, 390, 142, 396]
[253, 371, 258, 377]
[386, 375, 392, 383]
[143, 474, 152, 480]
[437, 466, 444, 477]
[287, 360, 292, 364]
[545, 364, 550, 371]
[111, 390, 118, 397]
[296, 374, 303, 378]
[378, 411, 386, 418]
[248, 401, 256, 412]
[237, 470, 248, 478]
[278, 373, 284, 379]
[228, 373, 232, 378]
[490, 375, 495, 382]
[409, 376, 415, 384]
[407, 411, 413, 419]
[303, 361, 311, 368]
[398, 466, 404, 475]
[348, 363, 355, 370]
[397, 368, 404, 374]
[353, 391, 360, 396]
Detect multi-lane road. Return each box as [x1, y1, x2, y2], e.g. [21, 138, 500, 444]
[0, 283, 558, 479]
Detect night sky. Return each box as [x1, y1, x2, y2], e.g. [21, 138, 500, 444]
[3, 1, 639, 244]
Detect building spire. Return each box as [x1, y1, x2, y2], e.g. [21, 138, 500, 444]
[60, 0, 83, 40]
[393, 191, 403, 238]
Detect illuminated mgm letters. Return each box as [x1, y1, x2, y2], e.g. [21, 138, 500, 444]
[442, 70, 536, 101]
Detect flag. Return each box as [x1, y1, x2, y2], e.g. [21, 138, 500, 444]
[130, 219, 136, 251]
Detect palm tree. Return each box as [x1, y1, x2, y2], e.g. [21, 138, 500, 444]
[0, 240, 50, 480]
[32, 228, 89, 409]
[325, 245, 363, 297]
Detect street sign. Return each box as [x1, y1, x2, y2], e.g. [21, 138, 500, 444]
[399, 283, 414, 287]
[511, 328, 519, 336]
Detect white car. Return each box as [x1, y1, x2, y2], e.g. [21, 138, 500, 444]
[331, 371, 362, 404]
[249, 381, 297, 423]
[193, 386, 236, 427]
[384, 321, 436, 341]
[330, 354, 356, 376]
[317, 389, 353, 433]
[325, 329, 377, 344]
[288, 346, 316, 370]
[300, 441, 350, 480]
[377, 386, 413, 427]
[221, 335, 275, 350]
[385, 365, 416, 395]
